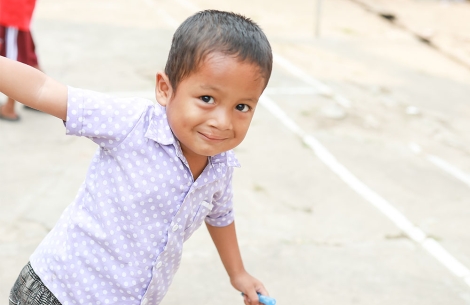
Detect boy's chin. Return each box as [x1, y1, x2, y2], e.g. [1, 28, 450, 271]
[182, 139, 239, 158]
[195, 146, 233, 158]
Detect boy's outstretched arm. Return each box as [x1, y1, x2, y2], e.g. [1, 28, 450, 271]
[206, 222, 268, 305]
[0, 56, 67, 120]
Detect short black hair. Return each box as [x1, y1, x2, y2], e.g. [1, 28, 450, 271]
[165, 10, 273, 91]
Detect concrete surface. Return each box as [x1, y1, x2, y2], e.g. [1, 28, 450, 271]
[1, 0, 470, 304]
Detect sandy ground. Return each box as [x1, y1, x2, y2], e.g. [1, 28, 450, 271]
[1, 0, 470, 304]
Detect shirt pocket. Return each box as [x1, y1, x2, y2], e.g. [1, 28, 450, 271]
[184, 200, 214, 233]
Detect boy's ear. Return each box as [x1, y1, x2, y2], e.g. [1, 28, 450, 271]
[155, 72, 172, 107]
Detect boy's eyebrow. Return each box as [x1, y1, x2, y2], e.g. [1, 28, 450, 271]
[199, 84, 259, 103]
[200, 84, 221, 91]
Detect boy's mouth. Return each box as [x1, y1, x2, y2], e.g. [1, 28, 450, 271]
[198, 132, 227, 142]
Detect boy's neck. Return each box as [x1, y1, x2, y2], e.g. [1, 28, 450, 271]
[185, 154, 209, 180]
[177, 140, 210, 180]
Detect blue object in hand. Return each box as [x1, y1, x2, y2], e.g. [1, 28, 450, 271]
[241, 292, 276, 305]
[257, 293, 276, 305]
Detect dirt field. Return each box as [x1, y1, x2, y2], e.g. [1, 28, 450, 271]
[1, 0, 470, 304]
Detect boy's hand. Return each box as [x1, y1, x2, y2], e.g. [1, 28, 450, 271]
[231, 270, 269, 305]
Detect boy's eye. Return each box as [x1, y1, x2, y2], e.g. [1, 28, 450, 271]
[200, 96, 214, 104]
[235, 104, 250, 113]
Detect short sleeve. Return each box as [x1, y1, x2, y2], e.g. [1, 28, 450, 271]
[65, 86, 151, 149]
[205, 167, 235, 227]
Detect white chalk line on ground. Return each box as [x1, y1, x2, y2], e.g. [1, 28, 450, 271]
[260, 95, 470, 286]
[409, 142, 470, 189]
[147, 0, 470, 289]
[427, 155, 470, 188]
[273, 54, 352, 109]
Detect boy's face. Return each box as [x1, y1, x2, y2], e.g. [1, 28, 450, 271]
[156, 53, 266, 163]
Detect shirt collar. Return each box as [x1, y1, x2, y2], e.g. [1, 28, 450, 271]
[144, 104, 175, 145]
[144, 104, 240, 168]
[211, 150, 240, 168]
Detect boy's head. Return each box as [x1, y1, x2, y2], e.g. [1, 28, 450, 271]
[164, 10, 272, 91]
[156, 10, 272, 163]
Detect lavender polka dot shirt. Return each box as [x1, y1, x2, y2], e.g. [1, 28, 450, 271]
[30, 87, 239, 305]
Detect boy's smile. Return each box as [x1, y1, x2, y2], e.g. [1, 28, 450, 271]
[156, 53, 266, 171]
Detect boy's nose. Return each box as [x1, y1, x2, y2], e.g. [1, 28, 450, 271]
[210, 108, 232, 130]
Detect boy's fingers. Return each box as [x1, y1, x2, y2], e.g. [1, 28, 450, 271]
[242, 292, 253, 304]
[257, 286, 269, 297]
[243, 294, 250, 305]
[246, 291, 260, 305]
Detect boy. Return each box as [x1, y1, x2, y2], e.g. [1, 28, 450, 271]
[1, 10, 273, 305]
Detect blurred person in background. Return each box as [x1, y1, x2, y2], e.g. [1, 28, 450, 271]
[0, 0, 41, 121]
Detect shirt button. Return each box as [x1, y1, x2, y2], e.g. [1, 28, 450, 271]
[172, 224, 179, 232]
[156, 261, 162, 268]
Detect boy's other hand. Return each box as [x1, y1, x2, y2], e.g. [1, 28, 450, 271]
[231, 270, 269, 305]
